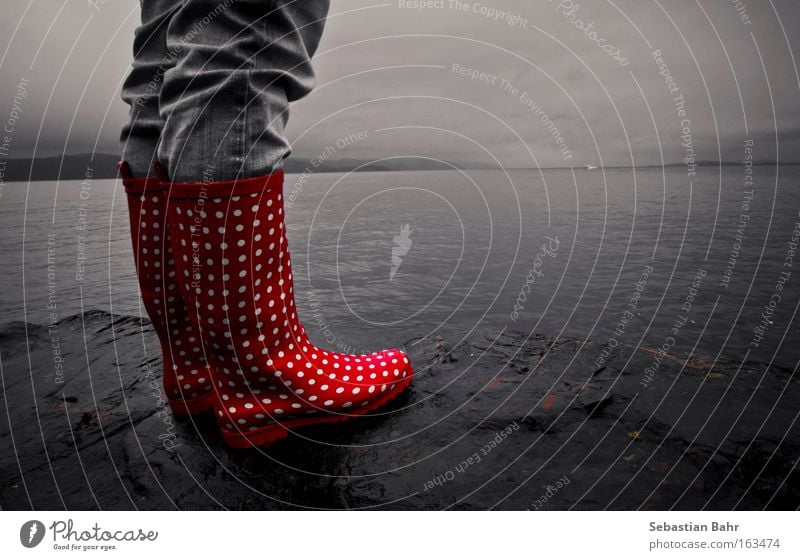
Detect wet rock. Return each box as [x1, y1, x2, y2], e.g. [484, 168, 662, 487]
[0, 311, 798, 510]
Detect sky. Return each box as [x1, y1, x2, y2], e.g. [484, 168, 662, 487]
[1, 0, 799, 167]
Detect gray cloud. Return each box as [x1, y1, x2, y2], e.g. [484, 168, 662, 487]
[1, 0, 799, 166]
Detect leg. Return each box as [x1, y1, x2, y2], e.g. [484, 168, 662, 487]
[157, 0, 330, 181]
[120, 0, 178, 178]
[161, 1, 415, 447]
[119, 0, 214, 414]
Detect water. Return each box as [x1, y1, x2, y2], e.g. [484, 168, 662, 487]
[1, 166, 798, 369]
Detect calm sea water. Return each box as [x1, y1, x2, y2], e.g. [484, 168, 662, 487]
[1, 167, 798, 368]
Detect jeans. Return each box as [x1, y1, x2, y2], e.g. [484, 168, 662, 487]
[120, 0, 330, 182]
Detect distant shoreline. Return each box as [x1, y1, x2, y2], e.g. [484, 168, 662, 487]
[2, 153, 798, 182]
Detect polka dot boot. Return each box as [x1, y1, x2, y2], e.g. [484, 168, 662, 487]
[120, 162, 214, 415]
[165, 170, 414, 447]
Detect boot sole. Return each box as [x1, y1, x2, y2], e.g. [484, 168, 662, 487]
[169, 391, 214, 416]
[219, 376, 413, 448]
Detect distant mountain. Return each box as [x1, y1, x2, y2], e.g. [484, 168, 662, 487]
[1, 153, 462, 182]
[283, 157, 462, 173]
[1, 153, 122, 182]
[283, 158, 393, 173]
[627, 160, 798, 168]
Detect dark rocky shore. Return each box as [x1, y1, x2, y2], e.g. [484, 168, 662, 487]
[1, 310, 798, 510]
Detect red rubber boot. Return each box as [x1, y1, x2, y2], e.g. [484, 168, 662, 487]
[120, 162, 214, 415]
[165, 170, 414, 447]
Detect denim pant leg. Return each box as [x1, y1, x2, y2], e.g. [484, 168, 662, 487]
[120, 0, 179, 178]
[156, 0, 330, 182]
